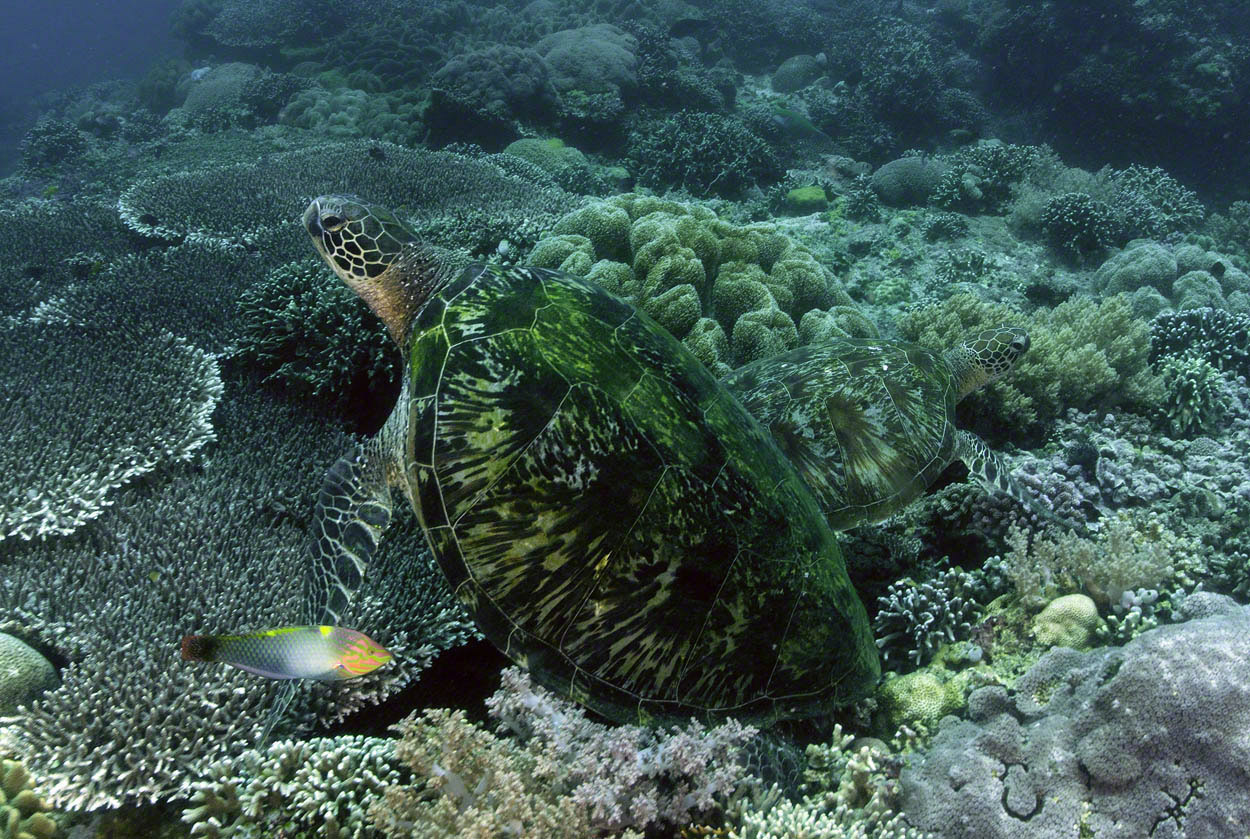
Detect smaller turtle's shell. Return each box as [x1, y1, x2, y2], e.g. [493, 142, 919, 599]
[723, 339, 958, 531]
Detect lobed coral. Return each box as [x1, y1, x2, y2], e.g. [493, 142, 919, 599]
[527, 194, 857, 374]
[0, 760, 56, 839]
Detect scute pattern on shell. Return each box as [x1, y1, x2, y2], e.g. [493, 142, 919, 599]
[724, 340, 958, 531]
[402, 263, 876, 723]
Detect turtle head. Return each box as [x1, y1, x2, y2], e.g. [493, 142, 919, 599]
[951, 327, 1030, 399]
[304, 195, 448, 345]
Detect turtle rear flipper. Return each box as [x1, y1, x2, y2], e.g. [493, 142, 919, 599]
[308, 439, 396, 624]
[954, 429, 1089, 536]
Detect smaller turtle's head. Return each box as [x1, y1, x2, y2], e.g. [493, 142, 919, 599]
[952, 327, 1030, 399]
[304, 195, 439, 345]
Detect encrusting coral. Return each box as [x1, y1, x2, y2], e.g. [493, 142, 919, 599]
[900, 608, 1250, 838]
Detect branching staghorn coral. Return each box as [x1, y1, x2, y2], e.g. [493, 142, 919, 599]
[0, 317, 221, 543]
[182, 736, 404, 839]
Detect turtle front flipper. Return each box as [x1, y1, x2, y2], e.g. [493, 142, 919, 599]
[954, 429, 1088, 536]
[308, 439, 396, 624]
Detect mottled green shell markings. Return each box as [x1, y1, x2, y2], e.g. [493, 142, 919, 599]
[302, 195, 878, 726]
[723, 329, 1039, 532]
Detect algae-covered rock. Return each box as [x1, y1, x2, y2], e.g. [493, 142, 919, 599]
[781, 185, 829, 215]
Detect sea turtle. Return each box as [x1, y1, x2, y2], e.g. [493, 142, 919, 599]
[300, 195, 878, 725]
[721, 329, 1059, 532]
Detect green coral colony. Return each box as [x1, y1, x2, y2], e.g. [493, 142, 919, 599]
[302, 195, 879, 724]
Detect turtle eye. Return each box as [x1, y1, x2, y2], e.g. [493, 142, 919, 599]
[321, 213, 346, 232]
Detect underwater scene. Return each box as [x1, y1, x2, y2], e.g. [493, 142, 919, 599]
[2, 0, 1250, 837]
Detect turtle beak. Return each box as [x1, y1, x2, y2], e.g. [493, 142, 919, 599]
[303, 199, 324, 238]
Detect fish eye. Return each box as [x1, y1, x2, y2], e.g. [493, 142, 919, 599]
[321, 213, 346, 232]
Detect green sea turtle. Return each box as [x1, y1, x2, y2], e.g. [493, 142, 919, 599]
[722, 329, 1059, 531]
[300, 195, 878, 725]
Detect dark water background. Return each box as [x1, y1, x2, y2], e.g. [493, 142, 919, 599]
[0, 0, 177, 169]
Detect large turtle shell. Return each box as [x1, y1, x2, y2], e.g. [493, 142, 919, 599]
[401, 263, 877, 724]
[723, 339, 958, 532]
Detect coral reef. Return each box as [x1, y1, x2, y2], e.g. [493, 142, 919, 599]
[0, 387, 475, 810]
[18, 118, 88, 170]
[431, 44, 557, 122]
[626, 111, 780, 198]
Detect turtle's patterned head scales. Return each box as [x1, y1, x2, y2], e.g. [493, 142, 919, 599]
[304, 195, 409, 286]
[953, 327, 1029, 398]
[304, 195, 443, 345]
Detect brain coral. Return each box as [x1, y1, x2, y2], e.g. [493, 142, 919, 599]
[0, 634, 57, 714]
[527, 194, 859, 374]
